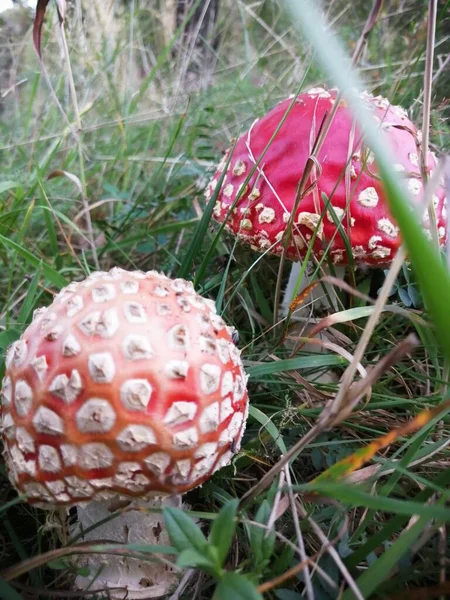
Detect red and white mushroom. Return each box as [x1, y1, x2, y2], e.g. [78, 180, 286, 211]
[0, 268, 249, 598]
[206, 87, 447, 318]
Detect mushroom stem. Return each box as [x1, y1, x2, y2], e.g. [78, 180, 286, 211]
[281, 262, 345, 320]
[73, 495, 182, 599]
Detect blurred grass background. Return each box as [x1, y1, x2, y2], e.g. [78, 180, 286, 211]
[0, 0, 450, 598]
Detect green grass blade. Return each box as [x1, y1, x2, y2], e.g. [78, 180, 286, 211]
[0, 234, 68, 289]
[246, 354, 345, 378]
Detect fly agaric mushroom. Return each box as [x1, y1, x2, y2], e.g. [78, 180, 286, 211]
[205, 87, 447, 318]
[0, 268, 249, 599]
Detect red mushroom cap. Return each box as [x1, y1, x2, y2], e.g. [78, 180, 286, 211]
[0, 269, 248, 507]
[206, 87, 447, 266]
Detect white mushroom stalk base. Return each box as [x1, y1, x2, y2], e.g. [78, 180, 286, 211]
[73, 495, 182, 599]
[281, 262, 346, 320]
[281, 263, 346, 386]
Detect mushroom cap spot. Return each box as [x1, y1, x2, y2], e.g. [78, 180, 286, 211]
[192, 454, 218, 479]
[16, 427, 35, 453]
[199, 335, 216, 354]
[117, 425, 156, 451]
[66, 295, 84, 317]
[164, 401, 197, 426]
[248, 187, 261, 201]
[156, 303, 172, 317]
[173, 426, 199, 449]
[216, 339, 230, 364]
[175, 459, 191, 479]
[234, 375, 246, 402]
[61, 444, 78, 466]
[88, 353, 116, 383]
[258, 207, 276, 224]
[177, 296, 191, 312]
[78, 311, 101, 336]
[223, 184, 234, 198]
[219, 412, 244, 445]
[377, 218, 399, 238]
[1, 412, 16, 438]
[368, 235, 383, 250]
[33, 406, 65, 435]
[90, 477, 115, 489]
[97, 309, 120, 338]
[120, 379, 152, 411]
[220, 397, 234, 423]
[92, 284, 116, 303]
[233, 159, 246, 176]
[297, 212, 323, 238]
[48, 370, 83, 403]
[65, 476, 93, 497]
[45, 480, 66, 496]
[214, 450, 233, 472]
[144, 452, 171, 476]
[200, 363, 221, 395]
[228, 343, 241, 365]
[76, 398, 116, 433]
[62, 334, 81, 357]
[165, 360, 189, 380]
[409, 152, 419, 167]
[195, 442, 218, 459]
[14, 380, 33, 416]
[23, 482, 49, 498]
[122, 334, 153, 360]
[358, 187, 379, 208]
[327, 207, 345, 222]
[31, 356, 48, 381]
[221, 371, 234, 397]
[124, 301, 147, 323]
[120, 279, 139, 294]
[79, 443, 113, 470]
[372, 246, 391, 259]
[1, 376, 12, 406]
[408, 178, 422, 195]
[168, 325, 190, 351]
[199, 402, 220, 434]
[38, 445, 62, 472]
[153, 284, 169, 297]
[6, 340, 27, 369]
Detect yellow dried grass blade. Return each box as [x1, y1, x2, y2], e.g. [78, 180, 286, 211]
[314, 399, 450, 483]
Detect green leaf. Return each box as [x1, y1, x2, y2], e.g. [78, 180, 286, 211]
[342, 516, 430, 600]
[176, 548, 218, 574]
[249, 406, 287, 454]
[0, 329, 21, 352]
[0, 181, 21, 194]
[250, 500, 276, 570]
[0, 234, 67, 289]
[163, 507, 208, 553]
[298, 481, 450, 521]
[17, 268, 42, 326]
[0, 578, 23, 600]
[246, 354, 345, 378]
[209, 499, 239, 567]
[215, 572, 263, 600]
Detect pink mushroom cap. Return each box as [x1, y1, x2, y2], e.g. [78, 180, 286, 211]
[206, 87, 447, 266]
[0, 269, 249, 508]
